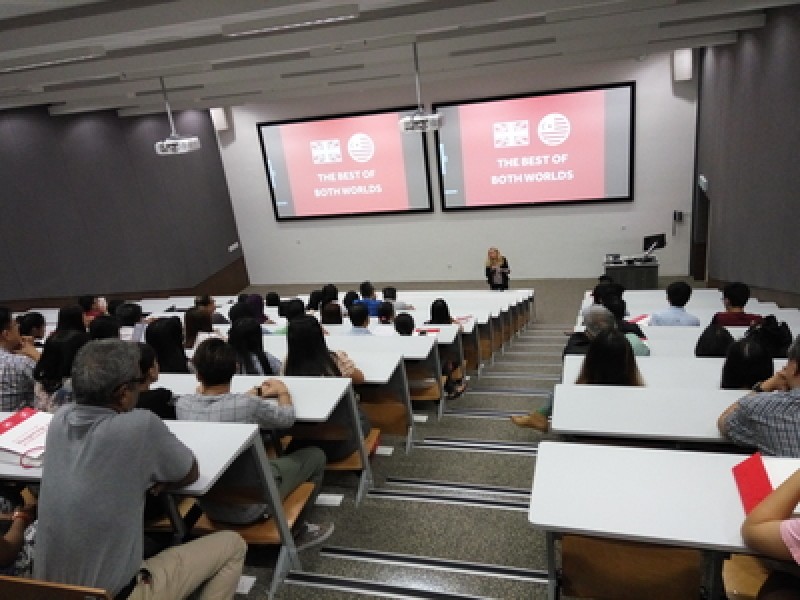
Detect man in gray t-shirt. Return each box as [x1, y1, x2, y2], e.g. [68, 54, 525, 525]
[34, 340, 246, 599]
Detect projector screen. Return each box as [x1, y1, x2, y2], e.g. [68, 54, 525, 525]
[257, 108, 432, 220]
[434, 82, 634, 211]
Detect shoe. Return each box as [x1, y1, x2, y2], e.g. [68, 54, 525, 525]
[511, 412, 549, 433]
[294, 521, 334, 551]
[447, 382, 467, 400]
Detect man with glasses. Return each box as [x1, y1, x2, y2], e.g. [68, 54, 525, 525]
[0, 307, 40, 410]
[34, 339, 246, 599]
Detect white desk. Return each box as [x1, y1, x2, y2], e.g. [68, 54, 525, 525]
[529, 441, 800, 599]
[550, 384, 743, 442]
[561, 355, 787, 388]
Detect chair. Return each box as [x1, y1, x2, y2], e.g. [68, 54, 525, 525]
[0, 575, 112, 600]
[723, 554, 770, 600]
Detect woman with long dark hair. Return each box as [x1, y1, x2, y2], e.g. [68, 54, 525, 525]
[575, 329, 644, 386]
[227, 317, 281, 375]
[184, 307, 213, 349]
[426, 298, 467, 398]
[145, 317, 190, 373]
[33, 329, 90, 412]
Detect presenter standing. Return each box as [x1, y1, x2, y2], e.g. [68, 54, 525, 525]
[485, 247, 510, 290]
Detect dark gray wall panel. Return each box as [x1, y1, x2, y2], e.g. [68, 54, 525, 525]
[0, 107, 241, 302]
[697, 6, 800, 294]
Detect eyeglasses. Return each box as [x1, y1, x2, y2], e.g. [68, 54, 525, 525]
[113, 377, 146, 394]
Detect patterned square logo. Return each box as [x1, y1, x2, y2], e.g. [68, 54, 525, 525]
[493, 120, 529, 148]
[310, 139, 342, 164]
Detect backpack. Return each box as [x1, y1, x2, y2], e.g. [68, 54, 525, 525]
[745, 315, 793, 358]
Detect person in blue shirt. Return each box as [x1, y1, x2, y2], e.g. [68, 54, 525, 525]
[649, 281, 701, 326]
[355, 281, 382, 317]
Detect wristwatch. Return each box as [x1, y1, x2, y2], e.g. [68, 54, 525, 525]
[752, 382, 764, 393]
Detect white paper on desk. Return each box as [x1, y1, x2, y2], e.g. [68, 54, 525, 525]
[236, 575, 256, 594]
[764, 458, 800, 515]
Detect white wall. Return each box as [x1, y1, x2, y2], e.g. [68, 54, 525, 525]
[216, 52, 697, 286]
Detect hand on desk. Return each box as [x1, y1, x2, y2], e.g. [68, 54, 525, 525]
[255, 379, 293, 406]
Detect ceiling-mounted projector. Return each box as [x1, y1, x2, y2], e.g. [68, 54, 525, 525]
[399, 112, 442, 133]
[154, 135, 201, 155]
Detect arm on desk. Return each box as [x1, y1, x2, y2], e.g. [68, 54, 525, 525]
[150, 457, 199, 495]
[741, 469, 800, 562]
[717, 401, 740, 436]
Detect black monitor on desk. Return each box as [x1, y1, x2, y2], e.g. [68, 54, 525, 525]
[643, 233, 666, 254]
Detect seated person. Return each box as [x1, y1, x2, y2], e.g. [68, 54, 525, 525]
[355, 281, 382, 317]
[145, 317, 190, 374]
[320, 302, 343, 325]
[115, 302, 145, 327]
[227, 317, 281, 375]
[695, 322, 735, 357]
[394, 313, 415, 336]
[718, 335, 800, 456]
[347, 303, 372, 334]
[183, 307, 213, 349]
[425, 299, 467, 398]
[33, 329, 90, 412]
[17, 312, 46, 347]
[377, 301, 394, 325]
[135, 342, 176, 420]
[741, 468, 800, 599]
[88, 315, 120, 340]
[265, 292, 281, 307]
[77, 295, 106, 323]
[272, 298, 305, 334]
[0, 307, 40, 410]
[306, 290, 323, 312]
[721, 338, 774, 390]
[712, 282, 764, 327]
[602, 295, 647, 340]
[563, 306, 616, 356]
[319, 284, 339, 310]
[176, 339, 332, 548]
[648, 281, 701, 326]
[34, 339, 247, 599]
[0, 487, 36, 576]
[194, 294, 230, 325]
[245, 293, 275, 325]
[342, 290, 359, 311]
[382, 286, 414, 311]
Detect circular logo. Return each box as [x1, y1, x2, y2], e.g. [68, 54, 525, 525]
[348, 133, 375, 162]
[537, 113, 571, 146]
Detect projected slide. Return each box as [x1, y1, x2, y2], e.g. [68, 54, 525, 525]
[435, 83, 634, 210]
[258, 109, 432, 220]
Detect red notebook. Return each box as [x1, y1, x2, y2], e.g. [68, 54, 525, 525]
[732, 453, 773, 514]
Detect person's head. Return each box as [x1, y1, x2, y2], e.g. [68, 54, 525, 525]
[429, 298, 452, 325]
[359, 281, 375, 299]
[137, 342, 159, 387]
[237, 293, 249, 304]
[320, 302, 343, 325]
[342, 290, 359, 310]
[577, 329, 643, 386]
[307, 290, 323, 312]
[106, 298, 125, 319]
[144, 317, 189, 373]
[348, 302, 369, 327]
[34, 330, 90, 392]
[245, 294, 267, 324]
[115, 302, 144, 327]
[71, 339, 142, 410]
[284, 298, 306, 321]
[666, 281, 692, 308]
[184, 307, 213, 348]
[377, 301, 395, 324]
[265, 292, 281, 307]
[601, 295, 627, 322]
[597, 274, 613, 284]
[591, 283, 616, 306]
[228, 301, 254, 325]
[0, 307, 22, 351]
[723, 282, 751, 310]
[382, 286, 398, 301]
[77, 295, 99, 314]
[192, 338, 237, 387]
[394, 312, 415, 336]
[56, 305, 87, 333]
[194, 294, 217, 316]
[582, 305, 617, 339]
[720, 338, 774, 390]
[18, 312, 46, 339]
[320, 284, 339, 307]
[88, 315, 120, 340]
[227, 316, 272, 375]
[486, 247, 502, 266]
[694, 323, 735, 357]
[284, 315, 339, 377]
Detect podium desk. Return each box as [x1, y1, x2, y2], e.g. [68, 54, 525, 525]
[604, 261, 658, 290]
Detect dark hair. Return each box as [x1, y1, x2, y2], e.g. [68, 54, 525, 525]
[228, 301, 254, 325]
[56, 305, 87, 333]
[591, 283, 616, 305]
[0, 307, 11, 332]
[18, 312, 45, 336]
[145, 317, 190, 373]
[265, 292, 281, 307]
[666, 281, 692, 308]
[602, 295, 627, 321]
[307, 290, 323, 311]
[194, 294, 214, 308]
[245, 294, 267, 324]
[284, 315, 340, 377]
[429, 298, 453, 325]
[228, 317, 273, 375]
[34, 330, 91, 394]
[284, 298, 306, 321]
[745, 316, 793, 358]
[115, 303, 143, 327]
[320, 302, 343, 325]
[359, 281, 375, 299]
[320, 284, 339, 308]
[597, 275, 613, 284]
[694, 323, 735, 357]
[348, 303, 369, 327]
[720, 338, 774, 390]
[77, 295, 97, 313]
[106, 298, 125, 319]
[89, 315, 120, 340]
[137, 342, 157, 375]
[723, 282, 751, 309]
[382, 286, 397, 301]
[237, 293, 250, 304]
[192, 338, 237, 386]
[184, 307, 213, 349]
[394, 313, 415, 336]
[576, 329, 643, 386]
[377, 301, 394, 324]
[342, 291, 359, 310]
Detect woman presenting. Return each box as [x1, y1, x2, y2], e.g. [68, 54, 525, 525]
[485, 247, 510, 290]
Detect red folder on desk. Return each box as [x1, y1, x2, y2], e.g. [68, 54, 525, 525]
[732, 453, 773, 514]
